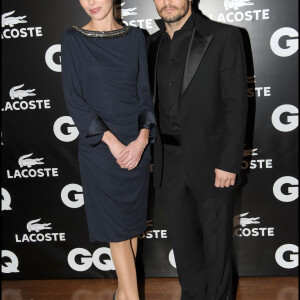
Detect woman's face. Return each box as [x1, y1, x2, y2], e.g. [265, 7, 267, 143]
[79, 0, 114, 21]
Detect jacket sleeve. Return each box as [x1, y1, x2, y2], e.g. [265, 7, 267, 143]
[217, 27, 248, 174]
[136, 29, 157, 144]
[61, 31, 109, 146]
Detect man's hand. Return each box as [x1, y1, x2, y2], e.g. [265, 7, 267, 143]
[214, 168, 236, 188]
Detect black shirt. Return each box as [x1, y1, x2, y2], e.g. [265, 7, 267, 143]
[157, 14, 194, 136]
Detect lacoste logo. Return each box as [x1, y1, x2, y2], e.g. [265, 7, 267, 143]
[146, 219, 154, 227]
[9, 84, 36, 100]
[247, 75, 256, 84]
[26, 218, 52, 233]
[117, 2, 137, 17]
[18, 153, 44, 168]
[233, 212, 260, 227]
[138, 219, 154, 239]
[15, 219, 65, 242]
[224, 0, 254, 11]
[243, 148, 258, 157]
[2, 11, 27, 28]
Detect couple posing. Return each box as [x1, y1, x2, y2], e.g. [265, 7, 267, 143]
[62, 0, 248, 299]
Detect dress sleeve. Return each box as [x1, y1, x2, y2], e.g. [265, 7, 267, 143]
[61, 31, 109, 146]
[136, 29, 157, 144]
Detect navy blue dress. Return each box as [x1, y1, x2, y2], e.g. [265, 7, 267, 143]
[61, 26, 156, 242]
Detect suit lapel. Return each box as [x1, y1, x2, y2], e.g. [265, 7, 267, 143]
[149, 34, 163, 106]
[180, 28, 214, 100]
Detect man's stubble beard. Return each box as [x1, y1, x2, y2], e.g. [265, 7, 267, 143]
[160, 0, 190, 23]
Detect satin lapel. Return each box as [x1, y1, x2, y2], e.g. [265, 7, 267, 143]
[180, 28, 214, 100]
[150, 34, 163, 106]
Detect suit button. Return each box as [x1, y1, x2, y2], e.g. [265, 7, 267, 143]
[170, 105, 174, 109]
[169, 82, 174, 86]
[173, 126, 179, 130]
[170, 58, 174, 62]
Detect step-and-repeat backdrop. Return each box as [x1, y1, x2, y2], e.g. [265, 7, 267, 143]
[1, 0, 298, 280]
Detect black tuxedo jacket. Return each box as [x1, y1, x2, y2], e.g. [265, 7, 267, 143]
[148, 12, 248, 199]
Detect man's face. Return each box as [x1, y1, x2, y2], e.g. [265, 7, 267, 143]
[153, 0, 191, 23]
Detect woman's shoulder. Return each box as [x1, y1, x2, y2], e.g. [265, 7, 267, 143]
[62, 27, 79, 43]
[129, 26, 148, 42]
[130, 26, 145, 35]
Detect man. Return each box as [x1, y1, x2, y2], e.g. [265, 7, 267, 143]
[148, 0, 248, 299]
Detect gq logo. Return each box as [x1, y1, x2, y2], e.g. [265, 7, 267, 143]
[270, 27, 298, 57]
[1, 187, 12, 211]
[272, 104, 298, 132]
[53, 116, 79, 142]
[61, 184, 84, 208]
[1, 250, 19, 273]
[275, 244, 298, 269]
[169, 249, 177, 268]
[68, 248, 115, 272]
[45, 44, 61, 72]
[273, 176, 298, 202]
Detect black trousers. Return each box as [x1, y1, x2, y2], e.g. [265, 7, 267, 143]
[160, 144, 234, 300]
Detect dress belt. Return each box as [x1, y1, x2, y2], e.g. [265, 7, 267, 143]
[161, 134, 181, 146]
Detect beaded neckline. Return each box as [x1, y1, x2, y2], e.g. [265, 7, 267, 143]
[71, 25, 132, 39]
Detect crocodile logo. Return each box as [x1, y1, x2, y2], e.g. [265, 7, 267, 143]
[224, 0, 254, 10]
[117, 2, 137, 17]
[26, 218, 52, 233]
[243, 148, 258, 157]
[18, 153, 44, 168]
[233, 212, 260, 227]
[9, 84, 36, 100]
[2, 11, 27, 28]
[247, 75, 256, 84]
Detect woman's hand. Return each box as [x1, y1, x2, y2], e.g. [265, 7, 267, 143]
[102, 131, 126, 161]
[117, 129, 149, 170]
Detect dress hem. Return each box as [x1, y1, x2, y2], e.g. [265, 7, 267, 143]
[88, 229, 146, 243]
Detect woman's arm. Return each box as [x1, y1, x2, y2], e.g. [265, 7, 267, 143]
[61, 31, 110, 146]
[117, 29, 157, 170]
[136, 29, 156, 144]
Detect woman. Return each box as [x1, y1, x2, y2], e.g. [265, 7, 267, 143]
[61, 1, 156, 299]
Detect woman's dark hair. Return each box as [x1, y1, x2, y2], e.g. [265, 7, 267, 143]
[113, 0, 122, 22]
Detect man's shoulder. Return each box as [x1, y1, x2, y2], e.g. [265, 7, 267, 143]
[146, 28, 163, 49]
[148, 28, 163, 41]
[194, 12, 240, 36]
